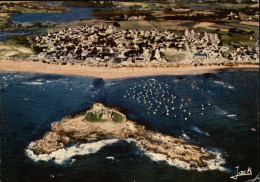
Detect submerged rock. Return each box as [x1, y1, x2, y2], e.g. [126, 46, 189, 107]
[28, 103, 224, 170]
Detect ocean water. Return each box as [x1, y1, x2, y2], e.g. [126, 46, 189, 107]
[0, 69, 259, 182]
[0, 30, 32, 42]
[10, 7, 100, 23]
[2, 7, 105, 42]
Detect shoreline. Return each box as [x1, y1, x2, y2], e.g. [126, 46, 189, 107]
[0, 59, 259, 79]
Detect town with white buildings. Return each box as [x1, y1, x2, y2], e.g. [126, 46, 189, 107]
[30, 24, 259, 67]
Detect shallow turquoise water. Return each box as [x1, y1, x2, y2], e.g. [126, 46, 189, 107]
[0, 69, 259, 182]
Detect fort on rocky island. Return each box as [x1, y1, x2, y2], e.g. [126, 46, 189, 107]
[85, 103, 126, 123]
[28, 103, 225, 170]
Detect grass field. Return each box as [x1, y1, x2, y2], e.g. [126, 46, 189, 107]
[48, 19, 114, 33]
[118, 2, 170, 10]
[151, 10, 166, 17]
[0, 13, 16, 31]
[221, 33, 255, 48]
[2, 2, 66, 14]
[178, 21, 258, 49]
[215, 3, 250, 9]
[0, 42, 33, 58]
[150, 20, 192, 32]
[210, 23, 259, 32]
[190, 10, 215, 15]
[119, 20, 153, 31]
[163, 50, 186, 63]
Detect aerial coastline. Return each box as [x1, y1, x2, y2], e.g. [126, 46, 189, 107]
[1, 1, 259, 181]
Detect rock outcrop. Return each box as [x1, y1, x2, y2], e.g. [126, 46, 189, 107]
[29, 103, 221, 169]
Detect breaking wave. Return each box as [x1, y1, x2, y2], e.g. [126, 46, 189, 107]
[149, 78, 157, 82]
[213, 81, 234, 89]
[26, 138, 227, 172]
[22, 82, 44, 85]
[191, 126, 210, 137]
[181, 132, 191, 140]
[214, 106, 228, 115]
[25, 139, 120, 164]
[105, 82, 115, 86]
[226, 114, 238, 120]
[144, 148, 227, 172]
[14, 74, 24, 78]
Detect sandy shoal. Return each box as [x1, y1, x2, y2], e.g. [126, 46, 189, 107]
[0, 59, 259, 79]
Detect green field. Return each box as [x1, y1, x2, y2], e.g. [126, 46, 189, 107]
[221, 33, 255, 48]
[119, 20, 153, 31]
[215, 3, 250, 9]
[150, 20, 191, 32]
[48, 19, 114, 33]
[211, 23, 259, 32]
[0, 14, 16, 31]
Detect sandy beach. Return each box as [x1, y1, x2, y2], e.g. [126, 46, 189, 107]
[0, 59, 259, 79]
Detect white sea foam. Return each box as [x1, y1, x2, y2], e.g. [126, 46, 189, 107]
[191, 126, 210, 137]
[226, 114, 237, 118]
[126, 139, 226, 171]
[214, 81, 225, 86]
[0, 84, 10, 87]
[106, 156, 115, 160]
[181, 133, 191, 140]
[22, 82, 44, 85]
[214, 81, 234, 89]
[26, 138, 226, 171]
[14, 75, 24, 78]
[25, 139, 120, 164]
[214, 106, 228, 115]
[106, 83, 115, 86]
[150, 78, 157, 82]
[71, 159, 77, 163]
[144, 148, 227, 172]
[227, 85, 234, 89]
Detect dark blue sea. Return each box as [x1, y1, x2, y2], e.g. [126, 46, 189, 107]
[10, 7, 99, 23]
[0, 69, 259, 182]
[0, 30, 33, 42]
